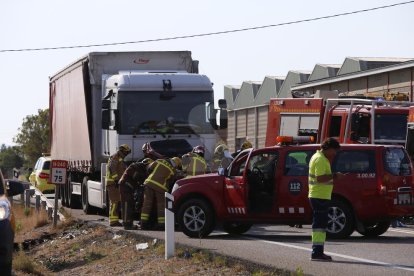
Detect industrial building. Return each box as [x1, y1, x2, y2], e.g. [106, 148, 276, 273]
[224, 57, 414, 152]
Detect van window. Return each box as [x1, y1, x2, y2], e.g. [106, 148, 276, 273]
[284, 151, 315, 176]
[383, 148, 411, 176]
[42, 161, 51, 170]
[333, 150, 376, 173]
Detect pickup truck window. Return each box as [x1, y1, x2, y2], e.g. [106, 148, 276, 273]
[284, 151, 315, 176]
[384, 148, 411, 176]
[332, 150, 376, 173]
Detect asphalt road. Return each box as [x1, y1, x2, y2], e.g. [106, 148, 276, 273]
[67, 208, 414, 276]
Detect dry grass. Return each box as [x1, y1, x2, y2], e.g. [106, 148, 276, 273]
[14, 205, 51, 243]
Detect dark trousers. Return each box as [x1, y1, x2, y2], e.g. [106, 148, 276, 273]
[120, 183, 134, 226]
[309, 198, 330, 256]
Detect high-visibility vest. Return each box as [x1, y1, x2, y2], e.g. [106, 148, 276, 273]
[308, 150, 333, 200]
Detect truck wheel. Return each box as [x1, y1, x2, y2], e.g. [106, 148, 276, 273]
[177, 198, 215, 238]
[222, 222, 252, 235]
[356, 221, 390, 237]
[67, 173, 81, 209]
[81, 176, 92, 214]
[326, 199, 355, 239]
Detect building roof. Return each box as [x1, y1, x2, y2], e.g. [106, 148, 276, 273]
[292, 59, 414, 91]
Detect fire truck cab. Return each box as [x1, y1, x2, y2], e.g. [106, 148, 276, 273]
[266, 98, 412, 147]
[172, 139, 414, 238]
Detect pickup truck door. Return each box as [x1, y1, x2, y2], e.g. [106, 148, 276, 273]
[223, 150, 251, 216]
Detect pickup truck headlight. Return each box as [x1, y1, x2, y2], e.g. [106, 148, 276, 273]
[171, 183, 179, 194]
[0, 198, 11, 221]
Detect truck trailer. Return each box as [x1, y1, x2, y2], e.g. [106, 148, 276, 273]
[49, 51, 220, 212]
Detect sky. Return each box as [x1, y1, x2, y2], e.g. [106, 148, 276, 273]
[1, 0, 413, 146]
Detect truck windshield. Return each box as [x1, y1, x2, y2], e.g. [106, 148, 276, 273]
[374, 114, 407, 142]
[118, 90, 215, 135]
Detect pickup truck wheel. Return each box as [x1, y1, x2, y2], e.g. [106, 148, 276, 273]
[326, 200, 355, 239]
[177, 198, 215, 238]
[222, 222, 252, 235]
[356, 221, 390, 237]
[81, 176, 92, 214]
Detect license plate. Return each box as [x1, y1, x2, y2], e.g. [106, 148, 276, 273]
[398, 193, 412, 205]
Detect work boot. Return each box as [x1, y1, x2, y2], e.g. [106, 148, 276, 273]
[110, 221, 123, 227]
[124, 224, 138, 230]
[310, 253, 333, 262]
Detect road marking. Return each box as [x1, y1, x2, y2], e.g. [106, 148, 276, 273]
[245, 237, 414, 273]
[388, 228, 414, 235]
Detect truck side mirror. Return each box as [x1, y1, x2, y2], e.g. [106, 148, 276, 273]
[218, 99, 227, 109]
[6, 180, 26, 197]
[102, 110, 110, 130]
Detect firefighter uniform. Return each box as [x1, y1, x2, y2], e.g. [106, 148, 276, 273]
[182, 152, 207, 176]
[119, 161, 149, 229]
[141, 158, 180, 229]
[211, 144, 233, 172]
[105, 145, 130, 226]
[308, 149, 333, 260]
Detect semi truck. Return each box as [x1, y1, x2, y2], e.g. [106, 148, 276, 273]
[49, 51, 221, 212]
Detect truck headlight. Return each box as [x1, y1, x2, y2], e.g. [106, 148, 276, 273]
[0, 199, 11, 221]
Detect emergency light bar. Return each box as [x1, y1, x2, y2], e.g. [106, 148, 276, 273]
[276, 136, 315, 145]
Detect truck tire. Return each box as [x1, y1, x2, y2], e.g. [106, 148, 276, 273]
[81, 176, 92, 214]
[326, 199, 355, 239]
[177, 198, 215, 238]
[61, 183, 68, 207]
[67, 173, 81, 209]
[356, 221, 390, 237]
[222, 222, 252, 235]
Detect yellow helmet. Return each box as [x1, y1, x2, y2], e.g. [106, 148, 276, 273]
[119, 144, 131, 154]
[171, 157, 182, 169]
[214, 144, 228, 156]
[241, 140, 253, 150]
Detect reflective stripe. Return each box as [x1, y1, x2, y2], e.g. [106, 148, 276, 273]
[312, 231, 326, 244]
[141, 213, 149, 221]
[158, 217, 165, 223]
[146, 179, 168, 191]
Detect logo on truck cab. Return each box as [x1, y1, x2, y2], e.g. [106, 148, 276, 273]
[134, 58, 150, 64]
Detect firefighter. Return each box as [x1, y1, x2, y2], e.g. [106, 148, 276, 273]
[211, 144, 233, 172]
[182, 145, 208, 176]
[105, 144, 131, 227]
[118, 158, 152, 230]
[232, 140, 253, 157]
[140, 157, 182, 230]
[308, 138, 345, 261]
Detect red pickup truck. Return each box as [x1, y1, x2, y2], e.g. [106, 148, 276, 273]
[172, 143, 414, 238]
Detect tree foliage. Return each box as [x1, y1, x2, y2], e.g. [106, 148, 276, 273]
[0, 144, 24, 172]
[14, 109, 49, 166]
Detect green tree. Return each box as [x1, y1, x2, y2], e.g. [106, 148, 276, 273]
[0, 144, 24, 172]
[14, 109, 49, 167]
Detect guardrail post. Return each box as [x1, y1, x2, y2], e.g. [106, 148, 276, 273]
[47, 207, 53, 220]
[41, 200, 47, 210]
[35, 194, 41, 212]
[165, 192, 175, 260]
[24, 189, 31, 209]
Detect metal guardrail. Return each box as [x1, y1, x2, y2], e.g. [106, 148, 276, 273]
[16, 183, 65, 222]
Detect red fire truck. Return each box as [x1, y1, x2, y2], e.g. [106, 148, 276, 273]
[265, 98, 413, 147]
[172, 139, 414, 238]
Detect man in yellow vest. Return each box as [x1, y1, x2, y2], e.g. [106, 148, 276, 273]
[308, 138, 345, 261]
[105, 144, 131, 227]
[182, 145, 208, 177]
[140, 157, 182, 230]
